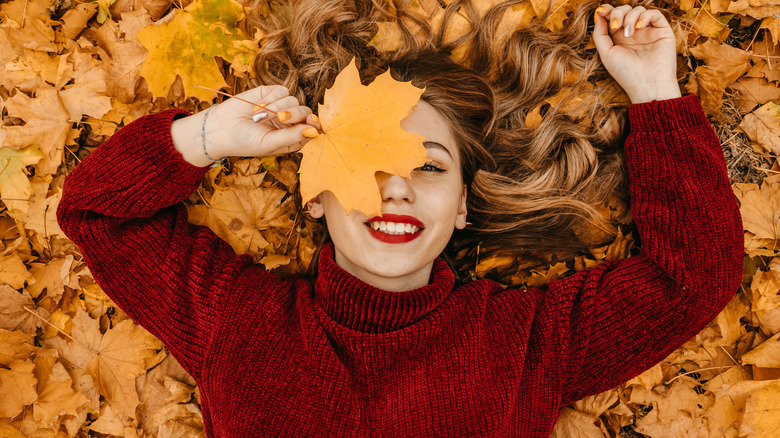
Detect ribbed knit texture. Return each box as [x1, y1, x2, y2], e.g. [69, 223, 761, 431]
[57, 93, 744, 437]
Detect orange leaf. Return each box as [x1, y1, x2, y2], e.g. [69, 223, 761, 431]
[298, 59, 428, 217]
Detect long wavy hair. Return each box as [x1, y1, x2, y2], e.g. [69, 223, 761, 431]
[245, 0, 632, 280]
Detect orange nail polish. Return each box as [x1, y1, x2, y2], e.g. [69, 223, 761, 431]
[595, 6, 604, 14]
[311, 114, 319, 124]
[636, 18, 644, 28]
[252, 104, 264, 113]
[611, 18, 619, 30]
[302, 128, 319, 138]
[277, 111, 291, 122]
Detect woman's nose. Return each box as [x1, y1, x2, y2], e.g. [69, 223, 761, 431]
[376, 172, 414, 202]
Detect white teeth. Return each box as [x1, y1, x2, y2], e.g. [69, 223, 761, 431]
[368, 221, 420, 235]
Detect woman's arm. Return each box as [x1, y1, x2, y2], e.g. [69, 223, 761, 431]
[536, 6, 742, 403]
[546, 93, 743, 404]
[56, 86, 319, 379]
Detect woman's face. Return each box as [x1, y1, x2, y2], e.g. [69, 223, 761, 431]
[308, 100, 467, 292]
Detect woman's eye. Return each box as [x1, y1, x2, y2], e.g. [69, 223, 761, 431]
[415, 162, 446, 172]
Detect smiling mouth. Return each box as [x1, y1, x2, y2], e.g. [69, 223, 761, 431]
[364, 215, 425, 243]
[367, 221, 420, 235]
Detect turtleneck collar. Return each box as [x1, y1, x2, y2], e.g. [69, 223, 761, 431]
[313, 243, 455, 333]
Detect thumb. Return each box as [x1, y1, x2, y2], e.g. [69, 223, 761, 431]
[260, 124, 319, 155]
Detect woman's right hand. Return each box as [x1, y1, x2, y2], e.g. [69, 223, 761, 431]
[171, 85, 321, 167]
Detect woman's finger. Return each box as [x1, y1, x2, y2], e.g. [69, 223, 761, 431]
[262, 124, 319, 155]
[606, 5, 633, 36]
[593, 4, 616, 54]
[638, 9, 672, 30]
[254, 95, 301, 123]
[622, 6, 647, 37]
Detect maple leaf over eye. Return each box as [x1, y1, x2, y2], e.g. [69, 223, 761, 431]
[298, 58, 429, 217]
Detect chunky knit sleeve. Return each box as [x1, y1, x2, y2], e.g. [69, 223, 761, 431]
[57, 109, 253, 380]
[543, 94, 744, 405]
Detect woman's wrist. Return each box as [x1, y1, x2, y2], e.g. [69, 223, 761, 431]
[171, 109, 223, 168]
[627, 81, 682, 104]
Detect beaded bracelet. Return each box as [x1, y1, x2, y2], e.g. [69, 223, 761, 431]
[201, 105, 226, 167]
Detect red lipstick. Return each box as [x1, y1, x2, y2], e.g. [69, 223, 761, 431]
[365, 214, 425, 244]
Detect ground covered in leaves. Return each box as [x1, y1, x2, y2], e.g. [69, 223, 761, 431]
[1, 0, 779, 436]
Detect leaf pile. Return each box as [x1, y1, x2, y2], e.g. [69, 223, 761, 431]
[0, 0, 779, 436]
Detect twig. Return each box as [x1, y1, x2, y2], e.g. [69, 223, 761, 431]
[193, 85, 277, 115]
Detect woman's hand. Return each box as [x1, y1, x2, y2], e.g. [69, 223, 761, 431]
[172, 85, 321, 167]
[593, 4, 682, 104]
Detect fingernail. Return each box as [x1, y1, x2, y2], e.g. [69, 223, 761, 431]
[252, 104, 266, 112]
[277, 111, 291, 122]
[624, 25, 630, 37]
[611, 18, 619, 30]
[302, 128, 319, 138]
[595, 6, 604, 14]
[311, 114, 319, 124]
[253, 112, 268, 122]
[636, 18, 644, 29]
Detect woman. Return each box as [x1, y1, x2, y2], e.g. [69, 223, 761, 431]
[57, 3, 743, 436]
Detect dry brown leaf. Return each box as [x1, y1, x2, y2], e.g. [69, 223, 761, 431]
[0, 359, 38, 418]
[733, 176, 780, 243]
[59, 66, 113, 120]
[26, 255, 77, 301]
[0, 329, 36, 366]
[1, 86, 71, 176]
[739, 101, 780, 155]
[59, 3, 98, 40]
[548, 406, 606, 438]
[740, 378, 780, 437]
[727, 0, 780, 19]
[0, 252, 32, 289]
[750, 258, 780, 335]
[92, 13, 151, 104]
[730, 77, 780, 114]
[743, 333, 780, 367]
[0, 285, 51, 334]
[44, 309, 165, 420]
[32, 351, 89, 429]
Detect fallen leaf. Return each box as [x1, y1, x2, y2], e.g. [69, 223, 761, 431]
[742, 333, 780, 367]
[0, 285, 51, 334]
[0, 329, 36, 366]
[0, 252, 32, 289]
[33, 351, 89, 428]
[0, 359, 38, 418]
[59, 3, 99, 40]
[733, 176, 780, 243]
[0, 145, 45, 221]
[298, 58, 428, 217]
[136, 0, 247, 101]
[1, 86, 71, 176]
[738, 102, 780, 155]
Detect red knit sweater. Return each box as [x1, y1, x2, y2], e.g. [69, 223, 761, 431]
[57, 93, 743, 437]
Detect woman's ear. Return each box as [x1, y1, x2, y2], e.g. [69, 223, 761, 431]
[307, 195, 325, 219]
[455, 185, 468, 229]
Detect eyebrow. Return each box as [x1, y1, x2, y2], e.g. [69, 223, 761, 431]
[423, 141, 453, 158]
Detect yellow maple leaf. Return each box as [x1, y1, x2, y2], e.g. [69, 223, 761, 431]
[298, 59, 428, 217]
[136, 0, 247, 102]
[0, 145, 45, 221]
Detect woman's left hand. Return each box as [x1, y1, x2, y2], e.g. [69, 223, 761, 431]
[593, 4, 682, 104]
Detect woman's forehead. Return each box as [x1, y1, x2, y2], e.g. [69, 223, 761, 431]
[401, 101, 458, 161]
